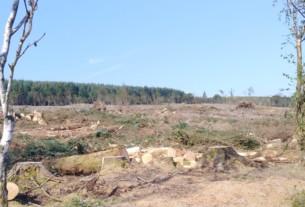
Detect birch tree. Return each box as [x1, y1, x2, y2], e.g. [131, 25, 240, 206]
[276, 0, 305, 148]
[0, 0, 43, 206]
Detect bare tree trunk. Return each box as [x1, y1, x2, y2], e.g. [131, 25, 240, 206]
[0, 112, 14, 207]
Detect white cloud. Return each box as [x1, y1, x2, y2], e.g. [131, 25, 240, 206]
[88, 57, 104, 65]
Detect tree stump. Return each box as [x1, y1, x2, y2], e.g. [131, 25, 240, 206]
[204, 146, 251, 172]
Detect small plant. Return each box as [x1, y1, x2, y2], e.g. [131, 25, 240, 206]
[64, 198, 104, 207]
[237, 137, 261, 150]
[292, 190, 305, 207]
[94, 128, 111, 138]
[173, 122, 189, 130]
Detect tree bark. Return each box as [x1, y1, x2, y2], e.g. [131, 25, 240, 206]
[0, 115, 14, 207]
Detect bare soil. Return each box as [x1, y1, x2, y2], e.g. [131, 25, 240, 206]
[8, 103, 305, 207]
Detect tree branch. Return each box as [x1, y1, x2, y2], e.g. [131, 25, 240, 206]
[291, 0, 305, 19]
[18, 32, 46, 59]
[5, 0, 41, 109]
[0, 0, 20, 114]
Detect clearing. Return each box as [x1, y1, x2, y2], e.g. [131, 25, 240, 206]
[5, 103, 305, 207]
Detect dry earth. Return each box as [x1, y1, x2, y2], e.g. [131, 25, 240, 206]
[6, 103, 305, 207]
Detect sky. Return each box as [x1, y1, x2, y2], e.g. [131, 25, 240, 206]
[0, 0, 297, 97]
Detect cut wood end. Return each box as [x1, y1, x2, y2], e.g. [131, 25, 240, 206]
[141, 153, 153, 164]
[7, 182, 19, 201]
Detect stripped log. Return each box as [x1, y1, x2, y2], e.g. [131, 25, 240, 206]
[44, 147, 129, 175]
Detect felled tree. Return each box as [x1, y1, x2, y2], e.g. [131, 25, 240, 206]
[0, 0, 44, 206]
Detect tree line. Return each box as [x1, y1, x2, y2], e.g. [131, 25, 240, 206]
[9, 80, 195, 106]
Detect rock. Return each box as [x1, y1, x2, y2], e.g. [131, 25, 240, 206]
[141, 153, 153, 164]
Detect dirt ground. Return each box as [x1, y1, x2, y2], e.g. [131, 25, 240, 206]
[7, 103, 305, 207]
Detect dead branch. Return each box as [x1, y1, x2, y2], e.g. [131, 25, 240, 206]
[23, 173, 56, 194]
[30, 177, 61, 202]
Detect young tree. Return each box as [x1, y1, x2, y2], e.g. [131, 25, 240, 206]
[247, 87, 254, 97]
[276, 0, 305, 146]
[0, 1, 43, 205]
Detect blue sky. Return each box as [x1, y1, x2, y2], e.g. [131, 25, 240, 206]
[0, 1, 295, 97]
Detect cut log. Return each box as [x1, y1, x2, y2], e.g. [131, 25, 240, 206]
[144, 147, 169, 157]
[237, 151, 258, 158]
[183, 151, 196, 161]
[45, 147, 129, 175]
[262, 150, 279, 159]
[141, 153, 153, 164]
[7, 182, 19, 201]
[252, 157, 267, 163]
[183, 160, 197, 169]
[173, 157, 184, 167]
[126, 146, 140, 157]
[166, 148, 176, 157]
[32, 111, 47, 126]
[101, 156, 129, 169]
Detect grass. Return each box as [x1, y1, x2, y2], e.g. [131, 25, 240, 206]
[62, 197, 105, 207]
[292, 190, 305, 207]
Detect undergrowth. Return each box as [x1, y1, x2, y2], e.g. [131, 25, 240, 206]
[171, 122, 261, 150]
[9, 138, 90, 164]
